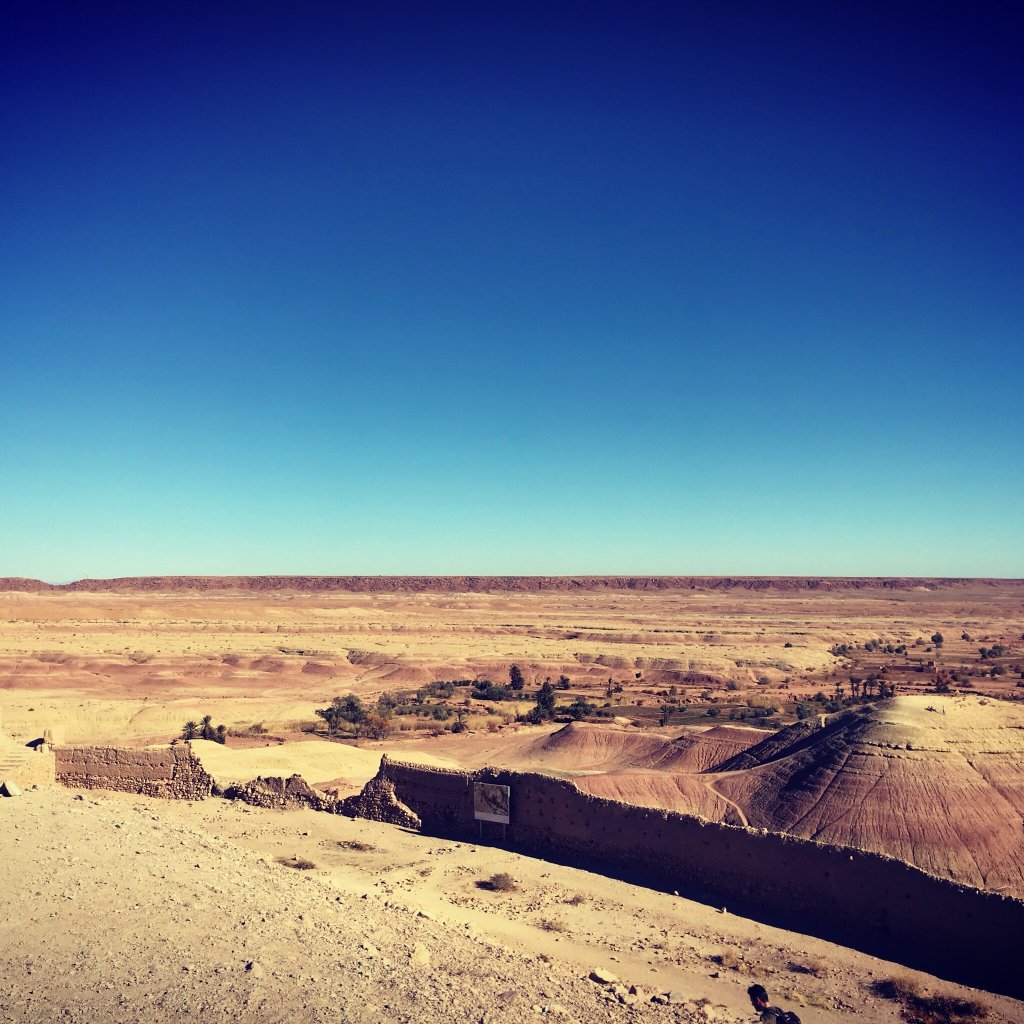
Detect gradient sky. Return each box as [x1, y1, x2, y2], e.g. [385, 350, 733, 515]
[2, 2, 1022, 580]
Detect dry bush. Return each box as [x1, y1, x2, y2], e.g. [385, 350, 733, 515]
[276, 856, 317, 870]
[564, 893, 587, 906]
[712, 949, 743, 971]
[536, 917, 567, 932]
[901, 994, 989, 1024]
[873, 977, 989, 1024]
[873, 976, 924, 1002]
[788, 956, 827, 977]
[478, 872, 518, 893]
[335, 839, 376, 852]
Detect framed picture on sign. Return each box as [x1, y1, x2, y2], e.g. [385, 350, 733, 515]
[473, 782, 510, 824]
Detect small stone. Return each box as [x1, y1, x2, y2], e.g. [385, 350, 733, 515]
[589, 968, 619, 985]
[0, 781, 23, 798]
[410, 943, 431, 967]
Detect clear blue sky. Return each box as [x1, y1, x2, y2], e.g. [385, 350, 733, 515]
[2, 2, 1022, 580]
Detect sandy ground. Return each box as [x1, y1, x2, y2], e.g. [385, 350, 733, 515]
[2, 586, 1021, 750]
[4, 785, 1019, 1024]
[2, 584, 1022, 1022]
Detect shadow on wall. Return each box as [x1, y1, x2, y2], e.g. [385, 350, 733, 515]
[353, 756, 1024, 1002]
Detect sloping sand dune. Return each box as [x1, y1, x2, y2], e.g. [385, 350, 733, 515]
[631, 726, 763, 773]
[521, 722, 671, 771]
[712, 696, 1024, 894]
[514, 722, 762, 775]
[573, 771, 739, 822]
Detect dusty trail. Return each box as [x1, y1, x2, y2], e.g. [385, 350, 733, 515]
[702, 777, 749, 827]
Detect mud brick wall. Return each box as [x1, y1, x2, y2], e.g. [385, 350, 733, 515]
[375, 759, 1024, 999]
[55, 744, 213, 800]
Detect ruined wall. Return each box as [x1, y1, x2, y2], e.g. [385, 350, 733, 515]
[339, 773, 421, 829]
[225, 774, 344, 812]
[374, 758, 1024, 999]
[0, 743, 55, 788]
[55, 744, 212, 800]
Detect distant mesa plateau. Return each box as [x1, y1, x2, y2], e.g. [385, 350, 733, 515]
[2, 573, 1023, 592]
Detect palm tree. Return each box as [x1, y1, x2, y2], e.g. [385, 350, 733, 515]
[215, 724, 227, 745]
[182, 721, 198, 741]
[201, 714, 214, 740]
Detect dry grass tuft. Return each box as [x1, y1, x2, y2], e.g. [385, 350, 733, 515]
[563, 893, 587, 906]
[478, 872, 518, 893]
[536, 917, 567, 932]
[788, 956, 827, 977]
[872, 976, 925, 1003]
[276, 855, 317, 870]
[711, 948, 744, 971]
[335, 839, 376, 852]
[873, 977, 989, 1024]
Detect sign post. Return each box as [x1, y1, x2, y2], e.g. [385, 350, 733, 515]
[473, 782, 510, 842]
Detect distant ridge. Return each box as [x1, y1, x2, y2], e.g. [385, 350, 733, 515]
[1, 575, 1021, 593]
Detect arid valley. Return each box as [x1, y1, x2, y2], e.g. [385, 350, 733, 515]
[2, 577, 1023, 1024]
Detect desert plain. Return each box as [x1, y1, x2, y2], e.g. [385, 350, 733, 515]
[2, 576, 1023, 1024]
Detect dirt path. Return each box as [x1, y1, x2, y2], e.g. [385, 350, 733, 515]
[702, 776, 749, 827]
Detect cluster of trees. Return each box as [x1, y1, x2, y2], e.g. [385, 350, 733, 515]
[182, 716, 226, 744]
[315, 695, 393, 740]
[473, 680, 512, 701]
[832, 639, 909, 657]
[313, 666, 604, 739]
[979, 645, 1007, 660]
[524, 681, 596, 724]
[845, 674, 894, 699]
